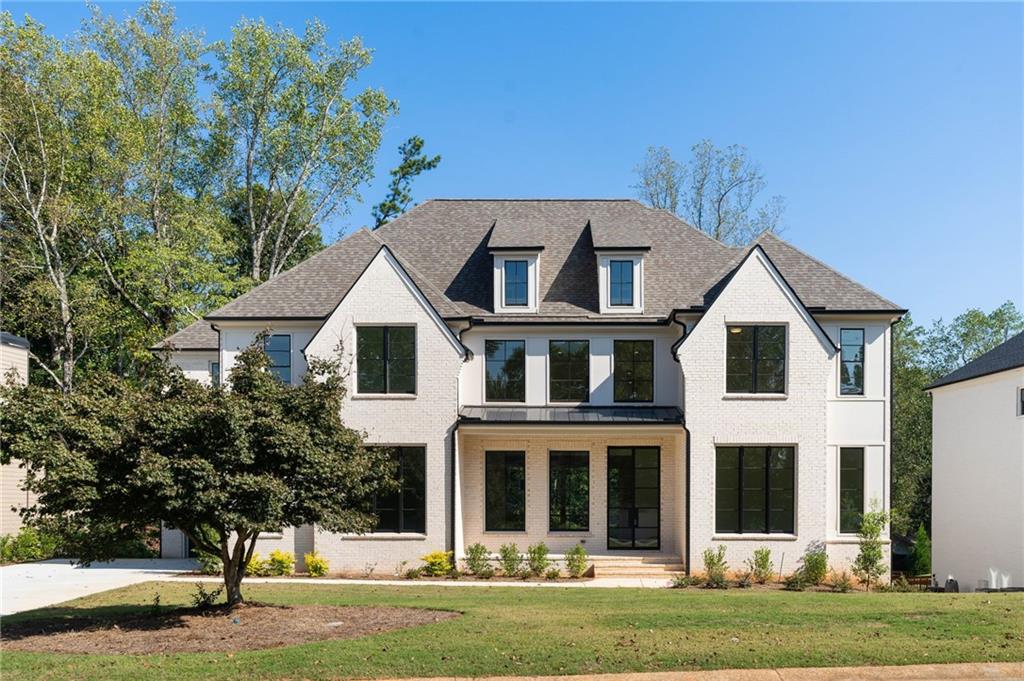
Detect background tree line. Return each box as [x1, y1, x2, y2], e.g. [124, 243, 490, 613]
[0, 2, 439, 392]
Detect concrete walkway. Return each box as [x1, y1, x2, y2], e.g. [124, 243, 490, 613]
[1, 558, 195, 615]
[171, 574, 674, 588]
[367, 662, 1023, 681]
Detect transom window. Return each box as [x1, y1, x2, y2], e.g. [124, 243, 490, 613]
[503, 260, 529, 307]
[549, 340, 589, 402]
[263, 334, 291, 384]
[715, 446, 795, 534]
[840, 329, 865, 395]
[614, 340, 653, 402]
[549, 451, 589, 532]
[609, 260, 634, 306]
[486, 451, 526, 531]
[839, 447, 864, 533]
[372, 446, 426, 533]
[356, 326, 416, 394]
[726, 325, 786, 393]
[485, 340, 526, 402]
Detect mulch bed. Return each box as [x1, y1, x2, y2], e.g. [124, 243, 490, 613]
[2, 603, 460, 654]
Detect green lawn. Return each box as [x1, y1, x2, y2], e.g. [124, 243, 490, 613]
[4, 582, 1023, 680]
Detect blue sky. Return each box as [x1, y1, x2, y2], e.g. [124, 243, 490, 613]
[10, 2, 1023, 325]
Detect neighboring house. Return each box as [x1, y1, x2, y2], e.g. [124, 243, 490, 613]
[1, 332, 34, 535]
[154, 199, 903, 576]
[928, 331, 1024, 591]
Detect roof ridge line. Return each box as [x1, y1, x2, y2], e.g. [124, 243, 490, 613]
[369, 229, 466, 317]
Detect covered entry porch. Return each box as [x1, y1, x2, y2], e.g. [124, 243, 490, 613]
[454, 406, 687, 566]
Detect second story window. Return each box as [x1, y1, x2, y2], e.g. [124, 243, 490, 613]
[357, 326, 416, 395]
[609, 260, 634, 306]
[549, 340, 589, 402]
[840, 329, 865, 395]
[614, 340, 654, 402]
[209, 361, 221, 387]
[263, 334, 291, 384]
[485, 339, 525, 402]
[726, 325, 786, 394]
[503, 260, 529, 307]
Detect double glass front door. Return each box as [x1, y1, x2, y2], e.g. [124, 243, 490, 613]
[607, 447, 660, 549]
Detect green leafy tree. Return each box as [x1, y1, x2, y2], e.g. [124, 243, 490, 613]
[0, 339, 395, 605]
[910, 523, 931, 576]
[372, 136, 441, 228]
[210, 17, 395, 281]
[223, 186, 323, 278]
[852, 502, 889, 590]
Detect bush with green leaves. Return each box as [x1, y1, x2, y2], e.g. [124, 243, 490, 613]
[304, 551, 329, 577]
[829, 569, 854, 593]
[736, 571, 753, 588]
[783, 569, 808, 591]
[526, 542, 550, 576]
[246, 553, 270, 576]
[544, 567, 561, 580]
[670, 573, 701, 588]
[421, 550, 453, 576]
[196, 550, 223, 575]
[404, 566, 422, 579]
[745, 547, 774, 584]
[799, 542, 828, 585]
[498, 543, 523, 577]
[477, 564, 495, 579]
[267, 549, 295, 576]
[0, 526, 59, 563]
[701, 545, 728, 589]
[463, 543, 491, 575]
[190, 583, 224, 609]
[565, 543, 589, 578]
[911, 523, 931, 576]
[853, 502, 890, 590]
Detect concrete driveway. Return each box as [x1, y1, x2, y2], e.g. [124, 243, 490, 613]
[1, 558, 195, 615]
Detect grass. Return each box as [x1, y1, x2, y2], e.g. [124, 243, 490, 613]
[3, 581, 1022, 680]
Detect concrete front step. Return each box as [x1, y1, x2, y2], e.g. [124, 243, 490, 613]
[590, 555, 685, 577]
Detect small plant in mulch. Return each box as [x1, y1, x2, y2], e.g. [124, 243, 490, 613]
[735, 571, 753, 588]
[498, 543, 524, 577]
[701, 546, 729, 589]
[268, 550, 295, 576]
[526, 542, 551, 577]
[190, 583, 224, 608]
[246, 553, 270, 577]
[799, 542, 828, 586]
[783, 569, 809, 591]
[745, 547, 774, 584]
[829, 569, 854, 593]
[463, 543, 491, 575]
[476, 564, 495, 580]
[670, 573, 701, 589]
[565, 543, 589, 578]
[420, 550, 453, 576]
[544, 567, 561, 580]
[304, 551, 329, 577]
[404, 566, 423, 580]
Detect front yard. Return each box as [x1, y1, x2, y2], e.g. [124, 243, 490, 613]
[3, 582, 1022, 680]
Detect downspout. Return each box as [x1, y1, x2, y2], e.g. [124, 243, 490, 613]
[669, 312, 691, 573]
[450, 318, 473, 557]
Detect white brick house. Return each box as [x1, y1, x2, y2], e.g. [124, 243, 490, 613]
[155, 199, 902, 577]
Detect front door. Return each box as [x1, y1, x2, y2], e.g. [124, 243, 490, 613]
[607, 447, 660, 549]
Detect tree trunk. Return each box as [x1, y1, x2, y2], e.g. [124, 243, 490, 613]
[224, 566, 245, 606]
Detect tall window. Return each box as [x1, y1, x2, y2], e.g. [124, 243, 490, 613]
[263, 335, 291, 384]
[486, 451, 526, 531]
[614, 340, 653, 402]
[1020, 387, 1024, 416]
[356, 326, 416, 394]
[609, 260, 634, 306]
[839, 447, 864, 533]
[840, 329, 865, 395]
[715, 446, 795, 534]
[549, 340, 589, 402]
[504, 260, 528, 307]
[485, 340, 526, 402]
[726, 325, 786, 393]
[209, 361, 220, 387]
[373, 446, 426, 533]
[549, 451, 589, 531]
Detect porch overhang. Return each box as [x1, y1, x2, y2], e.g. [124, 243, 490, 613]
[458, 405, 684, 429]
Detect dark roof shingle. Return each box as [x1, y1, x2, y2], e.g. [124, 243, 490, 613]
[928, 331, 1024, 389]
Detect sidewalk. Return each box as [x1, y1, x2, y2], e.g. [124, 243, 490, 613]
[366, 662, 1023, 681]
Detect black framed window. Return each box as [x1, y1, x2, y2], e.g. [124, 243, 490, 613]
[609, 260, 634, 306]
[840, 329, 865, 395]
[715, 446, 794, 534]
[356, 326, 416, 394]
[549, 451, 589, 531]
[372, 446, 426, 533]
[1018, 387, 1023, 416]
[486, 451, 526, 531]
[726, 325, 786, 393]
[485, 340, 526, 402]
[839, 447, 864, 533]
[504, 260, 528, 307]
[209, 361, 220, 388]
[263, 334, 291, 384]
[613, 340, 653, 402]
[549, 340, 589, 402]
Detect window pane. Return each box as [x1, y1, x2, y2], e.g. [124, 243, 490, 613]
[264, 335, 290, 353]
[609, 260, 634, 306]
[549, 452, 589, 531]
[769, 447, 795, 533]
[839, 447, 864, 533]
[357, 327, 386, 393]
[386, 327, 416, 394]
[716, 448, 740, 533]
[550, 340, 589, 402]
[269, 366, 291, 384]
[726, 327, 754, 393]
[486, 451, 526, 531]
[741, 448, 767, 533]
[372, 446, 426, 533]
[486, 340, 526, 402]
[263, 335, 292, 384]
[614, 340, 653, 402]
[840, 329, 865, 395]
[756, 326, 786, 360]
[504, 260, 528, 306]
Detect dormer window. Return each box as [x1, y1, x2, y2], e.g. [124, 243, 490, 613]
[609, 260, 634, 306]
[597, 253, 644, 314]
[493, 253, 539, 313]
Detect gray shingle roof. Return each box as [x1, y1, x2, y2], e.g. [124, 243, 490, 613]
[459, 405, 684, 425]
[155, 199, 903, 349]
[0, 332, 30, 349]
[927, 331, 1024, 389]
[151, 319, 218, 351]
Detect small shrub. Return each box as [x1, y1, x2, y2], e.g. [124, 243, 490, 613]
[190, 583, 223, 608]
[404, 566, 423, 579]
[267, 550, 295, 576]
[853, 502, 890, 590]
[671, 573, 701, 588]
[304, 551, 329, 577]
[878, 574, 917, 593]
[477, 564, 495, 579]
[447, 568, 462, 580]
[0, 526, 59, 563]
[150, 592, 162, 616]
[544, 567, 561, 580]
[911, 524, 931, 576]
[746, 547, 774, 584]
[421, 550, 453, 576]
[736, 571, 753, 588]
[565, 543, 589, 578]
[800, 542, 828, 585]
[701, 545, 728, 589]
[829, 569, 854, 593]
[245, 553, 269, 576]
[363, 562, 377, 578]
[526, 542, 550, 576]
[498, 543, 523, 577]
[196, 551, 223, 575]
[463, 543, 491, 575]
[783, 569, 808, 591]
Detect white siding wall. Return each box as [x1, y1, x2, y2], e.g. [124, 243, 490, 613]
[1, 342, 32, 535]
[932, 369, 1024, 591]
[170, 350, 219, 385]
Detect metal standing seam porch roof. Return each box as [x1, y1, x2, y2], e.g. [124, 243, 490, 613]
[458, 405, 684, 426]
